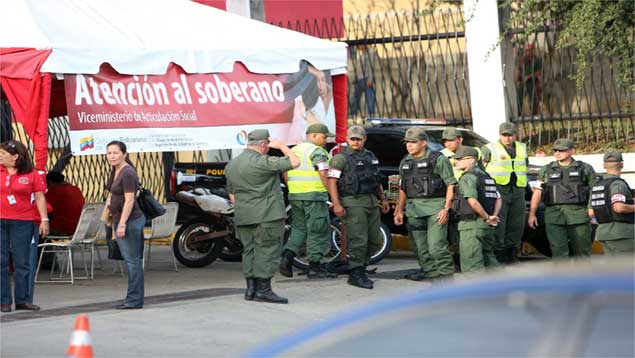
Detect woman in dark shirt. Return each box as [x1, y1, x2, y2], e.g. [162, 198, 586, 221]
[102, 141, 145, 309]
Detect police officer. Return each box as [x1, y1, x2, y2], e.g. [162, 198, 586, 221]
[589, 152, 634, 254]
[481, 122, 528, 264]
[440, 127, 483, 180]
[394, 127, 456, 281]
[280, 124, 337, 279]
[453, 146, 502, 272]
[327, 126, 390, 289]
[528, 138, 595, 258]
[225, 129, 300, 304]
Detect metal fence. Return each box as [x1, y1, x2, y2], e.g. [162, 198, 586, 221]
[272, 7, 472, 126]
[274, 7, 634, 150]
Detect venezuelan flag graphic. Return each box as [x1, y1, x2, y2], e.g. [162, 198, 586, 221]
[79, 136, 95, 151]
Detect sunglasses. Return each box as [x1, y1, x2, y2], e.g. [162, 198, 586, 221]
[553, 149, 569, 153]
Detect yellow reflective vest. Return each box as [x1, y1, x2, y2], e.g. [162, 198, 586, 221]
[287, 142, 329, 194]
[441, 147, 482, 180]
[484, 141, 527, 187]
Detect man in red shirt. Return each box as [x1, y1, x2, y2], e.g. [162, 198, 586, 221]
[45, 172, 85, 236]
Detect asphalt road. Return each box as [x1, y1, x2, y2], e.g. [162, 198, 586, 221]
[1, 247, 449, 357]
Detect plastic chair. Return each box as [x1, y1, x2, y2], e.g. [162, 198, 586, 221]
[143, 202, 179, 271]
[35, 205, 101, 284]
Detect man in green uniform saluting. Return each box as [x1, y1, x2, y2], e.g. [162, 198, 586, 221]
[394, 127, 456, 281]
[453, 146, 502, 272]
[528, 138, 595, 258]
[327, 126, 390, 289]
[225, 129, 300, 304]
[280, 123, 337, 279]
[589, 152, 634, 255]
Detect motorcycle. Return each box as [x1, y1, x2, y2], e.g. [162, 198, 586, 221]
[173, 172, 392, 269]
[172, 172, 234, 267]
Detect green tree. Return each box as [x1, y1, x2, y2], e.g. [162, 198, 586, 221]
[502, 0, 634, 89]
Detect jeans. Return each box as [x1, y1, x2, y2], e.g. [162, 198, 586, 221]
[115, 215, 145, 307]
[351, 78, 375, 116]
[1, 219, 36, 305]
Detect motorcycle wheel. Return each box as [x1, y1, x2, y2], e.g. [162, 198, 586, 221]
[172, 219, 224, 268]
[290, 218, 392, 270]
[220, 236, 243, 262]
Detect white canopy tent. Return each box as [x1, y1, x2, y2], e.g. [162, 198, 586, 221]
[1, 0, 347, 75]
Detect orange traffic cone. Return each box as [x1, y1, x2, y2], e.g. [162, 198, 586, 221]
[67, 315, 93, 358]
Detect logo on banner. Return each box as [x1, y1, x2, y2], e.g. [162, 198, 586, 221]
[79, 136, 95, 151]
[236, 131, 248, 145]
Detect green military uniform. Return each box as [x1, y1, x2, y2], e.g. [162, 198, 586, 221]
[538, 159, 595, 258]
[329, 147, 382, 270]
[225, 145, 293, 279]
[482, 135, 528, 261]
[399, 150, 457, 278]
[456, 166, 501, 272]
[588, 152, 635, 256]
[284, 142, 331, 263]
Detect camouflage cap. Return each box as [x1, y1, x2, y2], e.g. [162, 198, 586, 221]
[306, 123, 335, 137]
[441, 127, 461, 141]
[403, 127, 428, 142]
[247, 129, 270, 143]
[603, 152, 623, 163]
[499, 122, 517, 135]
[453, 145, 479, 159]
[347, 125, 366, 139]
[553, 138, 574, 150]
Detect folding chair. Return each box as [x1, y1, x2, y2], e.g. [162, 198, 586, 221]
[35, 205, 101, 284]
[144, 202, 179, 271]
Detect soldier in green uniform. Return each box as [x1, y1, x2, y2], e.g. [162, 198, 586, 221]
[589, 152, 634, 254]
[280, 124, 337, 279]
[481, 122, 528, 264]
[327, 126, 390, 289]
[225, 129, 300, 304]
[453, 146, 502, 272]
[528, 139, 595, 258]
[393, 127, 456, 281]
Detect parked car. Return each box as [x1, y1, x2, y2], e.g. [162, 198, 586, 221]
[247, 257, 634, 357]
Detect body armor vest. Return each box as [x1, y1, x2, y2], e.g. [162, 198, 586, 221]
[543, 162, 589, 206]
[338, 149, 381, 197]
[590, 177, 635, 224]
[401, 151, 446, 198]
[452, 169, 498, 220]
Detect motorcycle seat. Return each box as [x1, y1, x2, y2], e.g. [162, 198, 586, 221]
[176, 191, 198, 206]
[210, 187, 229, 199]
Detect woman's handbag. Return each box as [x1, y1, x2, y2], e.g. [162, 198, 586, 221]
[137, 185, 166, 220]
[106, 227, 124, 260]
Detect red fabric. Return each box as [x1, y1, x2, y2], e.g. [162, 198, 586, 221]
[0, 48, 53, 170]
[332, 73, 347, 143]
[264, 0, 343, 38]
[192, 0, 226, 10]
[46, 184, 85, 235]
[0, 166, 47, 221]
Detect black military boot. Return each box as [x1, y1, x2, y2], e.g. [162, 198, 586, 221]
[494, 250, 507, 264]
[254, 278, 288, 304]
[347, 267, 373, 289]
[244, 278, 256, 301]
[279, 249, 295, 278]
[404, 269, 427, 281]
[507, 248, 520, 264]
[307, 262, 337, 279]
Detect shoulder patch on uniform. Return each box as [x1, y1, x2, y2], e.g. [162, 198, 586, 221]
[328, 169, 342, 178]
[611, 194, 626, 204]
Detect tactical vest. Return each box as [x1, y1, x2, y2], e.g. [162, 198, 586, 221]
[590, 177, 635, 224]
[338, 149, 381, 197]
[485, 141, 527, 187]
[287, 142, 328, 194]
[542, 161, 589, 206]
[401, 151, 446, 198]
[452, 169, 498, 220]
